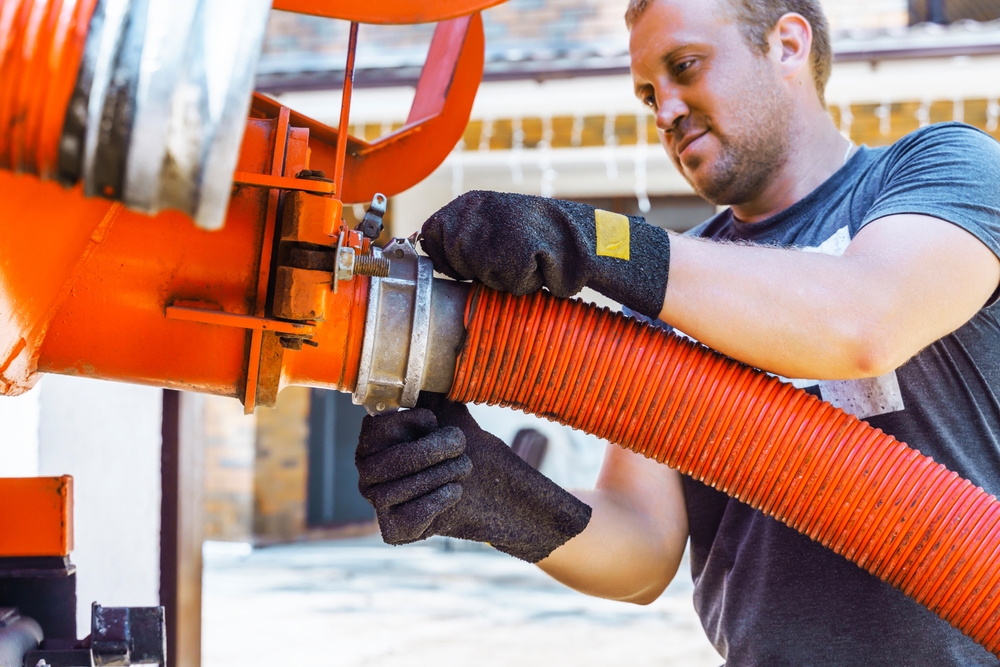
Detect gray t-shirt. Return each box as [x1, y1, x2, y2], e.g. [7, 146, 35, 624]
[683, 123, 1000, 666]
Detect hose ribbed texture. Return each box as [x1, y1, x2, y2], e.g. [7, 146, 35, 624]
[448, 285, 1000, 655]
[0, 0, 96, 177]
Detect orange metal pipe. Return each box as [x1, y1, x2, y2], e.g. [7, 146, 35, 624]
[449, 285, 1000, 655]
[1, 113, 367, 402]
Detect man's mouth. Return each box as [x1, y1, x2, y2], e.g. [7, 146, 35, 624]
[676, 130, 709, 160]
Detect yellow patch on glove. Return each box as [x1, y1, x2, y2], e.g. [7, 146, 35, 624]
[595, 209, 630, 260]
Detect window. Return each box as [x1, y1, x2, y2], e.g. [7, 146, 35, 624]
[909, 0, 1000, 24]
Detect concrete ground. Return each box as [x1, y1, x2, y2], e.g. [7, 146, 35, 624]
[202, 536, 722, 667]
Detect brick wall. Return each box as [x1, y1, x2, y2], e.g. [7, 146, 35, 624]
[252, 386, 311, 543]
[202, 397, 256, 542]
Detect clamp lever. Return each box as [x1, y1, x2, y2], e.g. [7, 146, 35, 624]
[357, 193, 387, 239]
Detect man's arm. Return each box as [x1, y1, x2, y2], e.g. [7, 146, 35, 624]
[537, 444, 689, 605]
[662, 214, 1000, 380]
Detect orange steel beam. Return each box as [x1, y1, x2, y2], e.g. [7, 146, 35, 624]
[0, 476, 73, 557]
[243, 107, 293, 412]
[270, 0, 504, 24]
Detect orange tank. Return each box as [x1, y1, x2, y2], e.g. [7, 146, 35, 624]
[0, 0, 487, 412]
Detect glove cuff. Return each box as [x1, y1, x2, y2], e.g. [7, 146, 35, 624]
[588, 216, 671, 319]
[489, 485, 593, 563]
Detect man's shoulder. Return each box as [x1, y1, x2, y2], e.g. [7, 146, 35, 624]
[882, 122, 1000, 164]
[849, 122, 1000, 217]
[856, 121, 1000, 261]
[897, 120, 995, 144]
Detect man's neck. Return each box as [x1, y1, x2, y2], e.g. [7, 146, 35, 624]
[730, 116, 852, 224]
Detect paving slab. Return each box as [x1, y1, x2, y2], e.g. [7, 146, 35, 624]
[202, 536, 722, 667]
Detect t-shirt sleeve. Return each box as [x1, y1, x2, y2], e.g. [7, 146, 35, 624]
[861, 123, 1000, 261]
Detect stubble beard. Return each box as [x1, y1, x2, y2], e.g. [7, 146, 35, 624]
[681, 72, 793, 207]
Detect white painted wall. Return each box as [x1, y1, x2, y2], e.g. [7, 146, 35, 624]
[37, 376, 163, 636]
[826, 55, 1000, 108]
[0, 380, 41, 477]
[824, 0, 908, 31]
[469, 403, 608, 490]
[275, 75, 648, 128]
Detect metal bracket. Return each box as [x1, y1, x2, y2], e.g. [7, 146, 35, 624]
[356, 193, 386, 239]
[232, 172, 335, 195]
[165, 302, 315, 336]
[91, 604, 165, 666]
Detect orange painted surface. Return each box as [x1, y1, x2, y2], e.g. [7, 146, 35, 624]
[0, 475, 73, 557]
[280, 192, 343, 246]
[0, 112, 367, 402]
[165, 305, 316, 336]
[281, 259, 369, 394]
[32, 120, 278, 398]
[271, 0, 504, 24]
[0, 1, 486, 405]
[232, 172, 335, 195]
[0, 174, 120, 395]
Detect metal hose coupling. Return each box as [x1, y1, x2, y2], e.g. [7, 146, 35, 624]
[352, 237, 469, 415]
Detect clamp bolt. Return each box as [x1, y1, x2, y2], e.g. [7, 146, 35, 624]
[353, 254, 390, 277]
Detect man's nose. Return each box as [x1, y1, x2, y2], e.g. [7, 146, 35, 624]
[655, 89, 689, 135]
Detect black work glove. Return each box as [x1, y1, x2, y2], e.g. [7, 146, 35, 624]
[421, 190, 671, 319]
[355, 393, 592, 563]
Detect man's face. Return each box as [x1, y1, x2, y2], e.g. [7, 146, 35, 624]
[629, 0, 793, 206]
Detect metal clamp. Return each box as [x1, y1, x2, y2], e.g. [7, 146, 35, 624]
[352, 237, 470, 415]
[353, 239, 430, 414]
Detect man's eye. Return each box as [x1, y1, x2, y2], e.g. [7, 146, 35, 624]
[643, 94, 657, 110]
[674, 59, 696, 75]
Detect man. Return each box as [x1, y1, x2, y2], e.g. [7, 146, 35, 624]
[354, 0, 1000, 664]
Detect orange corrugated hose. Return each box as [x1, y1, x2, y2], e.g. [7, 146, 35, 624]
[0, 0, 97, 177]
[448, 285, 1000, 655]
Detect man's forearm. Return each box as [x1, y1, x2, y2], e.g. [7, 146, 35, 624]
[661, 234, 877, 380]
[659, 215, 1000, 381]
[536, 489, 685, 604]
[536, 447, 688, 605]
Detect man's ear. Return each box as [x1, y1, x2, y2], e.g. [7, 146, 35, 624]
[767, 12, 812, 82]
